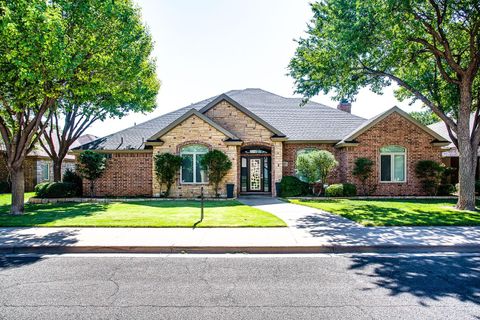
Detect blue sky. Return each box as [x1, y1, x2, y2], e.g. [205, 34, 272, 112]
[87, 0, 422, 136]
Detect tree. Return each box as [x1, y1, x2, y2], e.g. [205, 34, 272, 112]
[409, 110, 441, 126]
[352, 157, 375, 195]
[415, 160, 445, 195]
[200, 150, 232, 197]
[154, 153, 182, 197]
[296, 150, 338, 195]
[77, 151, 106, 197]
[0, 0, 159, 214]
[289, 1, 480, 210]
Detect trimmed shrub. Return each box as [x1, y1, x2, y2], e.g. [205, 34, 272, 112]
[415, 160, 445, 195]
[34, 182, 78, 198]
[352, 157, 374, 195]
[0, 180, 10, 194]
[279, 176, 310, 197]
[437, 184, 455, 196]
[200, 150, 233, 197]
[77, 151, 107, 197]
[154, 152, 183, 197]
[325, 183, 357, 197]
[63, 169, 82, 196]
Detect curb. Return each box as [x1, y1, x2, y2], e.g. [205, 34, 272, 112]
[1, 244, 480, 254]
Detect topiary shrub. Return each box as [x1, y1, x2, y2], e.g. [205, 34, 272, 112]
[63, 169, 82, 196]
[200, 150, 233, 197]
[77, 151, 107, 197]
[437, 184, 456, 196]
[352, 157, 375, 195]
[34, 182, 78, 198]
[154, 152, 183, 197]
[325, 184, 344, 197]
[279, 176, 310, 197]
[415, 160, 445, 195]
[325, 183, 357, 197]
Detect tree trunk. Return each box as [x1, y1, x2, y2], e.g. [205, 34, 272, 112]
[10, 167, 25, 215]
[53, 158, 63, 182]
[457, 140, 477, 210]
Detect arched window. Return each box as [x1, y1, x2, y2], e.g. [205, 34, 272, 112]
[380, 146, 406, 182]
[180, 144, 208, 184]
[295, 148, 317, 182]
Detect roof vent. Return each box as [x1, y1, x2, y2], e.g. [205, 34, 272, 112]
[337, 100, 352, 113]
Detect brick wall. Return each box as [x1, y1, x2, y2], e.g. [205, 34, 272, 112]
[82, 152, 153, 197]
[342, 112, 443, 196]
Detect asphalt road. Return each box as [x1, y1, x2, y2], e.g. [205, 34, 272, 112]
[0, 253, 478, 320]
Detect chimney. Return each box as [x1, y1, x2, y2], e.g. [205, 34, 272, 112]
[337, 99, 351, 113]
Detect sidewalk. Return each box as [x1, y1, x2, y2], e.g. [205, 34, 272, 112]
[1, 197, 480, 254]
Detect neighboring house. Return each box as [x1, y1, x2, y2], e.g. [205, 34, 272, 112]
[72, 88, 450, 197]
[429, 119, 480, 184]
[0, 134, 97, 191]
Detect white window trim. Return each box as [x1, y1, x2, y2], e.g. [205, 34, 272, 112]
[180, 148, 208, 185]
[42, 163, 50, 181]
[379, 147, 407, 183]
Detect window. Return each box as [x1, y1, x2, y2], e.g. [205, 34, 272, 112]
[380, 146, 406, 182]
[295, 148, 317, 182]
[40, 162, 50, 181]
[180, 144, 208, 184]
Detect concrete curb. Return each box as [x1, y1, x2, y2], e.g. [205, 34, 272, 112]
[1, 244, 480, 254]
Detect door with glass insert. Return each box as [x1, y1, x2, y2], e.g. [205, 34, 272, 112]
[241, 156, 271, 193]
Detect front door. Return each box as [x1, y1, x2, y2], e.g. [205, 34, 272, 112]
[241, 156, 271, 193]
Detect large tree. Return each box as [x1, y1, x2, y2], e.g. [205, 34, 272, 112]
[289, 0, 480, 210]
[0, 0, 159, 214]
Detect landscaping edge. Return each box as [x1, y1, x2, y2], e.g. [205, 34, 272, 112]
[27, 197, 236, 204]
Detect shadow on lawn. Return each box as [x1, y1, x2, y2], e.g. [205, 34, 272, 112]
[0, 203, 109, 227]
[348, 254, 480, 305]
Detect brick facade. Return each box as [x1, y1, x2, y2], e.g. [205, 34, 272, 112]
[82, 152, 153, 197]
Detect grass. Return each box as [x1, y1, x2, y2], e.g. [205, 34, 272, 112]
[289, 198, 480, 226]
[0, 193, 286, 227]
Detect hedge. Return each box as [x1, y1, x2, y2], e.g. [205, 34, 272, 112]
[325, 183, 357, 197]
[34, 182, 79, 198]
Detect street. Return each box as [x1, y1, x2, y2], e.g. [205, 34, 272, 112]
[0, 253, 478, 319]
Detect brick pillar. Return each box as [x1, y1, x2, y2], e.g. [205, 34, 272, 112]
[272, 141, 283, 197]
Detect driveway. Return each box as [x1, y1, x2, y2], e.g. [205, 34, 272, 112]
[238, 196, 480, 247]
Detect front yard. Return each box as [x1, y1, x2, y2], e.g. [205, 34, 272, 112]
[0, 194, 286, 227]
[289, 198, 480, 226]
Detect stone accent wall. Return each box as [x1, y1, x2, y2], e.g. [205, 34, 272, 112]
[35, 159, 76, 184]
[282, 143, 343, 184]
[82, 152, 153, 197]
[152, 114, 237, 198]
[342, 112, 443, 196]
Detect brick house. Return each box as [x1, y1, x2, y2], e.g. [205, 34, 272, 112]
[72, 88, 450, 197]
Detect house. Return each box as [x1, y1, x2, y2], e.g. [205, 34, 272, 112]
[72, 88, 450, 197]
[0, 134, 97, 192]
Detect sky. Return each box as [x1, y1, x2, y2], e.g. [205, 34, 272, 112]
[87, 0, 423, 137]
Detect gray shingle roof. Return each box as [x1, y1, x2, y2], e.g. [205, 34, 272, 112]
[74, 88, 367, 150]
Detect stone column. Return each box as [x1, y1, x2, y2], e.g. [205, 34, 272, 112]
[272, 141, 283, 197]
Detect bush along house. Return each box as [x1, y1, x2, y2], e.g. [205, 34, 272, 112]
[72, 88, 450, 198]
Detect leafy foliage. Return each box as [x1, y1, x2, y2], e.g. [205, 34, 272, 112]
[409, 110, 441, 126]
[77, 151, 107, 197]
[34, 182, 78, 198]
[63, 169, 83, 196]
[296, 150, 338, 195]
[325, 183, 357, 197]
[279, 176, 311, 197]
[154, 153, 183, 197]
[352, 157, 375, 195]
[415, 160, 445, 195]
[289, 0, 480, 209]
[200, 150, 233, 197]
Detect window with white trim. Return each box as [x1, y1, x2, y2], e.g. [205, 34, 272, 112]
[295, 148, 317, 182]
[380, 146, 406, 182]
[180, 144, 208, 184]
[41, 162, 50, 181]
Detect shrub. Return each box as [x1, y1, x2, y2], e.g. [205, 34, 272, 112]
[0, 180, 10, 194]
[63, 169, 82, 196]
[415, 160, 445, 195]
[200, 150, 233, 197]
[296, 150, 338, 195]
[325, 183, 357, 197]
[352, 157, 374, 195]
[437, 184, 455, 196]
[77, 151, 107, 197]
[154, 153, 183, 197]
[34, 182, 78, 198]
[279, 176, 310, 197]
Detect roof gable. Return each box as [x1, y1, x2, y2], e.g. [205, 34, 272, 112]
[336, 106, 449, 147]
[147, 109, 240, 141]
[199, 94, 286, 137]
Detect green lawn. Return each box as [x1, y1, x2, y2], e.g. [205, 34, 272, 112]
[289, 198, 480, 226]
[0, 193, 286, 227]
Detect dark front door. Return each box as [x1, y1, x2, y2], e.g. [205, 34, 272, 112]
[241, 156, 271, 193]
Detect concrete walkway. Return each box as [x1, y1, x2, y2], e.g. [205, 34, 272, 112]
[0, 197, 480, 254]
